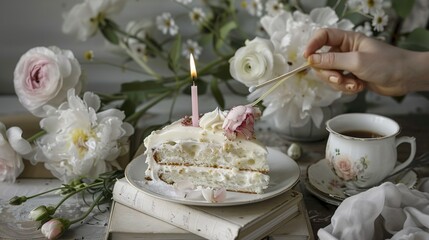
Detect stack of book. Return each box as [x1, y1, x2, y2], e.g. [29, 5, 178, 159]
[105, 178, 314, 240]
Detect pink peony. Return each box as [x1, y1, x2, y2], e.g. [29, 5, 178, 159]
[222, 105, 261, 140]
[13, 46, 82, 117]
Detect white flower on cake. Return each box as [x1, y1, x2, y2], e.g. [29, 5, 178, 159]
[62, 0, 126, 41]
[0, 123, 32, 182]
[232, 7, 355, 128]
[34, 89, 134, 182]
[13, 46, 82, 117]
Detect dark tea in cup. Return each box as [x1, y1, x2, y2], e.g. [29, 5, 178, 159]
[340, 130, 384, 138]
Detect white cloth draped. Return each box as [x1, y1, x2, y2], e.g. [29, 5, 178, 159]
[318, 179, 429, 240]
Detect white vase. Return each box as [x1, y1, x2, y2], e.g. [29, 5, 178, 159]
[266, 103, 347, 142]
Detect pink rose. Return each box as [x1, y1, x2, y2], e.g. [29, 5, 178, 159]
[13, 46, 82, 117]
[222, 105, 261, 140]
[41, 218, 70, 240]
[333, 156, 356, 181]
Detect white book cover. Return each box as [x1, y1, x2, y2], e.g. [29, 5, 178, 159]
[112, 178, 303, 240]
[106, 201, 313, 240]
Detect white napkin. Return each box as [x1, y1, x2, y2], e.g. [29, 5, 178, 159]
[318, 179, 429, 240]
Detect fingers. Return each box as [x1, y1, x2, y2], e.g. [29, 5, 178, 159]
[307, 51, 360, 74]
[303, 28, 358, 58]
[313, 69, 365, 94]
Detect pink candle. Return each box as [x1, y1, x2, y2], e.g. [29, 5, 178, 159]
[189, 53, 199, 127]
[191, 83, 199, 127]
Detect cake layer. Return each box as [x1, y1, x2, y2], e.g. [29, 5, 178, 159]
[152, 139, 268, 172]
[146, 164, 270, 194]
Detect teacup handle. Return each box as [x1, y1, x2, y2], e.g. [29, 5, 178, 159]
[391, 136, 416, 175]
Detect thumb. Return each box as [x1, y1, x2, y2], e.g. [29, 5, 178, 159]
[308, 52, 357, 73]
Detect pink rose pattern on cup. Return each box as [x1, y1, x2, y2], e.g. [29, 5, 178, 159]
[327, 148, 368, 182]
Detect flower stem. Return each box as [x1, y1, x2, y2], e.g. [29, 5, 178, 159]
[120, 42, 162, 80]
[26, 130, 46, 142]
[69, 192, 105, 225]
[53, 182, 103, 212]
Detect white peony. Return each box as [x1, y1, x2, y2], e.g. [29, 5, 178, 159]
[13, 46, 82, 117]
[0, 123, 32, 182]
[238, 8, 355, 128]
[34, 89, 134, 182]
[62, 0, 126, 41]
[229, 37, 285, 87]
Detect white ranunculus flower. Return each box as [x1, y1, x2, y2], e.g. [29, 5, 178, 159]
[34, 89, 134, 182]
[13, 46, 82, 118]
[229, 37, 285, 87]
[0, 123, 32, 182]
[244, 8, 355, 128]
[62, 0, 126, 41]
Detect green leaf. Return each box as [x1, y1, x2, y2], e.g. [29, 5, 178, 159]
[100, 19, 119, 45]
[392, 0, 415, 19]
[121, 80, 166, 92]
[210, 78, 225, 109]
[120, 99, 137, 117]
[397, 28, 429, 51]
[168, 35, 182, 72]
[210, 61, 231, 80]
[215, 21, 237, 50]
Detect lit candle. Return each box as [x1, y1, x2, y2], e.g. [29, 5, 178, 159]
[190, 53, 199, 127]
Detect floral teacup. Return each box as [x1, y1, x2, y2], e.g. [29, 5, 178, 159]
[325, 113, 416, 188]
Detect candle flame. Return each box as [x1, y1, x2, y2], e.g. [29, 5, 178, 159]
[190, 53, 197, 80]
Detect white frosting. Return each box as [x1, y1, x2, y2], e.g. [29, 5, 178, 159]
[198, 107, 226, 131]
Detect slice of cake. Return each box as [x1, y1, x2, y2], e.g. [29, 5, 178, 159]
[144, 105, 269, 194]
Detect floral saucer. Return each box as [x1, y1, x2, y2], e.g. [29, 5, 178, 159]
[306, 158, 418, 203]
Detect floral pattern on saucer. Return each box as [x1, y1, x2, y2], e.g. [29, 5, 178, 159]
[307, 158, 418, 202]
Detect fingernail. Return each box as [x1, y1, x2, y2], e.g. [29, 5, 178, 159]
[309, 54, 321, 64]
[345, 83, 356, 91]
[329, 76, 339, 84]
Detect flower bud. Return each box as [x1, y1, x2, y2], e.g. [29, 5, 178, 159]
[29, 205, 52, 221]
[9, 196, 27, 205]
[41, 218, 70, 240]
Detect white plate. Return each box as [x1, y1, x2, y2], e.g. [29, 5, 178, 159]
[125, 147, 300, 206]
[306, 158, 418, 203]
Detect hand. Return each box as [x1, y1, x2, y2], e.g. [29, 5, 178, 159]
[303, 28, 429, 96]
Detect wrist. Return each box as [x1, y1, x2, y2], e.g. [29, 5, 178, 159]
[406, 51, 429, 93]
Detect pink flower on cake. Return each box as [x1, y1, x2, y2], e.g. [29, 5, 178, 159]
[13, 46, 82, 117]
[222, 105, 261, 140]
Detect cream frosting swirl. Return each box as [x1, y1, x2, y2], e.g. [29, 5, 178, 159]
[198, 107, 226, 131]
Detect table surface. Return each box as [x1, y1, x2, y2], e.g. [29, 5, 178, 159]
[0, 112, 428, 239]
